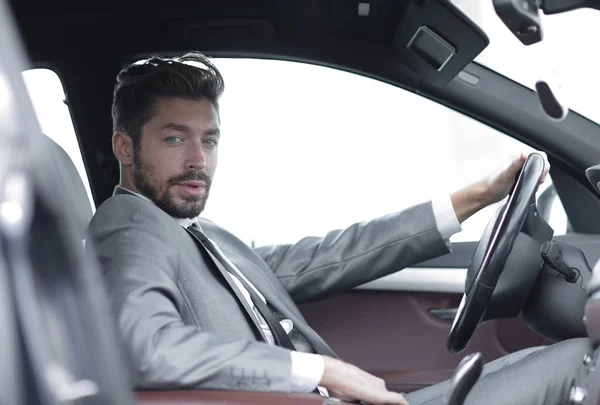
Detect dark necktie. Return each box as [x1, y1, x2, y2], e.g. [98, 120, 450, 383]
[186, 225, 297, 351]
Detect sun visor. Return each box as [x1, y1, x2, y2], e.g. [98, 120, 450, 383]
[392, 0, 489, 87]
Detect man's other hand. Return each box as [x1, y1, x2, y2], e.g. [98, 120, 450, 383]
[483, 151, 550, 205]
[320, 356, 408, 405]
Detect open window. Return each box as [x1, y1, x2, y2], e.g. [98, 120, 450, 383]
[201, 58, 568, 247]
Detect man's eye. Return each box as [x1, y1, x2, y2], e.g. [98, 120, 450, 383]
[166, 136, 183, 143]
[203, 139, 218, 147]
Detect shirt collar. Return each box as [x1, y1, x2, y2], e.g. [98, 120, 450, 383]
[114, 185, 202, 230]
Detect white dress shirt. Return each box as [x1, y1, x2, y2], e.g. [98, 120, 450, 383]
[116, 186, 462, 393]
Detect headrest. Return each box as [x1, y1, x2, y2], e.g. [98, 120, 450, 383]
[42, 135, 93, 239]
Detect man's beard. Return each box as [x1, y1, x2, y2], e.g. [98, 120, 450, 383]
[132, 158, 212, 219]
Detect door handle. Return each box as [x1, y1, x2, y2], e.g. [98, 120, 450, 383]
[429, 308, 458, 321]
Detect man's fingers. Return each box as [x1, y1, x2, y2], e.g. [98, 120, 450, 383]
[505, 153, 526, 178]
[379, 391, 409, 405]
[321, 357, 409, 405]
[339, 390, 408, 405]
[541, 152, 550, 181]
[364, 383, 408, 405]
[531, 151, 550, 184]
[512, 151, 550, 184]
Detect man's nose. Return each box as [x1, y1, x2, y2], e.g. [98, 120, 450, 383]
[186, 143, 207, 170]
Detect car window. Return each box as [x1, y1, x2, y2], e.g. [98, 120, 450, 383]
[22, 68, 95, 212]
[24, 62, 567, 246]
[201, 58, 568, 246]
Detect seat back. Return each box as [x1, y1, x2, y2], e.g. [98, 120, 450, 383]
[0, 4, 133, 404]
[42, 134, 94, 239]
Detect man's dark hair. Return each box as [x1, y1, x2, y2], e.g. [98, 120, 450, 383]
[112, 51, 225, 148]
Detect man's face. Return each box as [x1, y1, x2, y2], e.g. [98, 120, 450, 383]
[132, 97, 220, 218]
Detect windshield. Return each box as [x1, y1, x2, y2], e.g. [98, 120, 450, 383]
[455, 1, 600, 125]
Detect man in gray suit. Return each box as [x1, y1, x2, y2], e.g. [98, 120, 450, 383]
[89, 52, 588, 405]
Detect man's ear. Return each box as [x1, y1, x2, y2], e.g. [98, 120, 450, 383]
[112, 131, 135, 166]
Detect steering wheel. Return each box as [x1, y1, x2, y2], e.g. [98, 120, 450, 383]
[447, 153, 547, 353]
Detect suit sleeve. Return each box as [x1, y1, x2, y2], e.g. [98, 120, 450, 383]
[254, 201, 450, 303]
[89, 204, 294, 392]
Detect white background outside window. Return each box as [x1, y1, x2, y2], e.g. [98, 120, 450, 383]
[22, 19, 571, 247]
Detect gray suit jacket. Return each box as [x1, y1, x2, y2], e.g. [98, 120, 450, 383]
[88, 193, 449, 392]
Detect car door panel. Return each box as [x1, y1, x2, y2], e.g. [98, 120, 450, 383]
[297, 234, 600, 393]
[299, 290, 551, 392]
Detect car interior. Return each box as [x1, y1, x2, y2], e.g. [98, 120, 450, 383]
[1, 0, 600, 404]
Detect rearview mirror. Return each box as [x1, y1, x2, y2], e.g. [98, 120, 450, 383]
[493, 0, 600, 46]
[493, 0, 542, 45]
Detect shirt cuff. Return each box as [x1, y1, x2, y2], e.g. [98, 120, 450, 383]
[432, 196, 462, 242]
[290, 351, 324, 393]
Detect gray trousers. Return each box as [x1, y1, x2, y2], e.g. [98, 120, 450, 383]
[405, 338, 590, 405]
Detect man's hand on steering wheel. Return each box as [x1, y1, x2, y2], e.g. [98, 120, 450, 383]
[484, 152, 550, 204]
[451, 152, 550, 224]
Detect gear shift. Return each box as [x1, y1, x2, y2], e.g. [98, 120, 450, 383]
[445, 352, 484, 405]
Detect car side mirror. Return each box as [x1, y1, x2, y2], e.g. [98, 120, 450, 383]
[493, 0, 542, 45]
